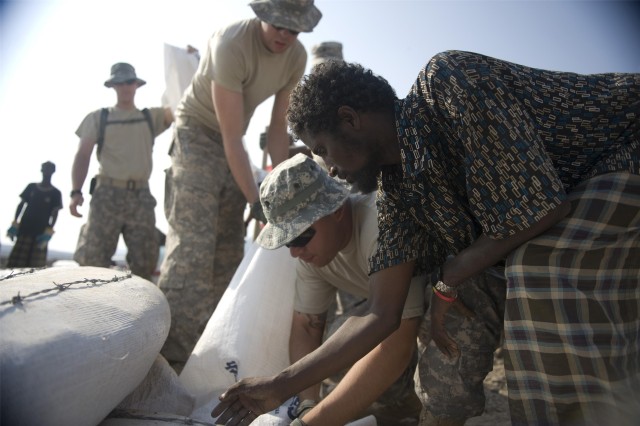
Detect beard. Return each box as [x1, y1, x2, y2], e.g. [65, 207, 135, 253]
[350, 161, 380, 193]
[349, 148, 383, 194]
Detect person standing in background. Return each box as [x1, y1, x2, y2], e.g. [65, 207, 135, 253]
[157, 0, 322, 373]
[70, 62, 173, 281]
[6, 161, 62, 268]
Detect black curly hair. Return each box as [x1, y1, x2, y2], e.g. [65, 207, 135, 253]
[287, 60, 397, 141]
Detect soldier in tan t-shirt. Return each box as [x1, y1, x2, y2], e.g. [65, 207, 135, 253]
[213, 154, 425, 425]
[70, 62, 173, 280]
[157, 0, 322, 372]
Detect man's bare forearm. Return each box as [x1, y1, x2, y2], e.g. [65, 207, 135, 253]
[443, 200, 571, 287]
[303, 317, 420, 425]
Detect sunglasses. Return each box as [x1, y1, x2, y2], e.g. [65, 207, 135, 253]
[285, 227, 316, 248]
[271, 24, 300, 36]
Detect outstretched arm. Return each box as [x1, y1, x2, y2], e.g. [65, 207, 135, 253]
[212, 81, 260, 206]
[49, 209, 59, 228]
[303, 315, 420, 425]
[430, 199, 572, 356]
[7, 200, 26, 240]
[266, 89, 293, 167]
[443, 199, 571, 288]
[13, 200, 26, 222]
[163, 106, 174, 127]
[212, 261, 415, 424]
[289, 311, 326, 402]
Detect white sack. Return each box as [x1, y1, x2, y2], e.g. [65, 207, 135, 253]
[162, 43, 199, 113]
[179, 243, 379, 426]
[113, 354, 195, 416]
[0, 266, 171, 426]
[179, 242, 299, 423]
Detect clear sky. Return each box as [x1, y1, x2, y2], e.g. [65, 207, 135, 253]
[1, 0, 639, 254]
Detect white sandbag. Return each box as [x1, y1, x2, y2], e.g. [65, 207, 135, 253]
[100, 410, 214, 426]
[179, 242, 298, 422]
[112, 354, 195, 417]
[102, 411, 375, 426]
[0, 266, 171, 426]
[162, 43, 199, 113]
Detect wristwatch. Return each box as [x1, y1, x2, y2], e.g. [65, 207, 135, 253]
[434, 280, 457, 297]
[70, 189, 82, 197]
[433, 266, 457, 298]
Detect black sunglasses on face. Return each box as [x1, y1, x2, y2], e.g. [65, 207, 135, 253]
[271, 24, 299, 36]
[285, 228, 316, 248]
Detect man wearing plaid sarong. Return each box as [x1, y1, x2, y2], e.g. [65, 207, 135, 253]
[212, 51, 639, 426]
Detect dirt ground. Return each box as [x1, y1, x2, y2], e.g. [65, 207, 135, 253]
[466, 351, 511, 426]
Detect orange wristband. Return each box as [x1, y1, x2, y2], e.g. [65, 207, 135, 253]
[433, 286, 456, 303]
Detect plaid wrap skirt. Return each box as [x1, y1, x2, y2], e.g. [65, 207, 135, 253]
[7, 235, 47, 268]
[504, 172, 640, 425]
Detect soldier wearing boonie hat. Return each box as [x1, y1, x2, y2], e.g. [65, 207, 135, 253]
[71, 61, 173, 284]
[103, 63, 146, 88]
[257, 153, 350, 249]
[214, 153, 426, 424]
[157, 0, 323, 373]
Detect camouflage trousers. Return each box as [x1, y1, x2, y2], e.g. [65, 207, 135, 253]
[415, 266, 506, 425]
[74, 185, 158, 280]
[158, 120, 246, 371]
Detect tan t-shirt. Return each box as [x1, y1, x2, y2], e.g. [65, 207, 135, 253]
[176, 18, 307, 134]
[75, 107, 168, 180]
[295, 193, 426, 319]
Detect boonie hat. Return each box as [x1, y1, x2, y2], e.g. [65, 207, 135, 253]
[257, 153, 350, 249]
[249, 0, 322, 33]
[311, 41, 343, 68]
[104, 62, 146, 88]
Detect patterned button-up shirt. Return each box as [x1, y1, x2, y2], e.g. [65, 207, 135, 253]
[370, 50, 639, 275]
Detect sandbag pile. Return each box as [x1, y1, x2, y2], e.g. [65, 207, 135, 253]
[0, 266, 171, 426]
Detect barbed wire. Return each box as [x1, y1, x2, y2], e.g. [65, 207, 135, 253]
[0, 267, 46, 282]
[0, 268, 132, 307]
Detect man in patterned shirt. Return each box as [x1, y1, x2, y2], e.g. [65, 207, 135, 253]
[213, 51, 640, 425]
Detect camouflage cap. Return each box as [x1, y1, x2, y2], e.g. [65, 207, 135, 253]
[257, 153, 350, 249]
[311, 41, 343, 68]
[249, 0, 322, 33]
[104, 62, 146, 88]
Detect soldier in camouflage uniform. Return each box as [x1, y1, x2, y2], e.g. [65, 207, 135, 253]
[70, 63, 173, 280]
[212, 154, 505, 426]
[157, 0, 323, 372]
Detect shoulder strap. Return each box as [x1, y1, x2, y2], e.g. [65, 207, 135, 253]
[141, 108, 155, 145]
[96, 108, 109, 158]
[96, 108, 156, 159]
